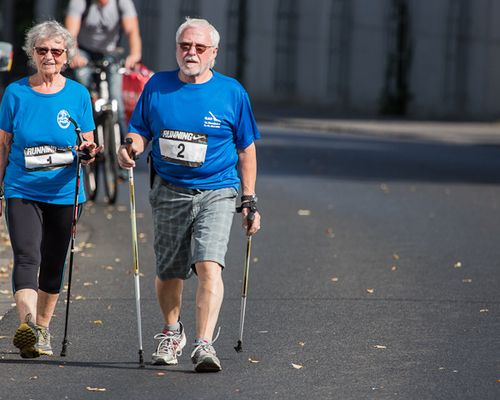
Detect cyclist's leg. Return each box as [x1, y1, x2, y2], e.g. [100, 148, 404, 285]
[108, 64, 127, 140]
[108, 63, 128, 181]
[72, 49, 92, 88]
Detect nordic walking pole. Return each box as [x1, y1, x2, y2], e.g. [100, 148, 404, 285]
[234, 208, 256, 353]
[125, 137, 145, 367]
[61, 117, 91, 357]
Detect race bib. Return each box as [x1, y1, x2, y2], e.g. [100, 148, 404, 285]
[159, 129, 208, 167]
[24, 145, 74, 171]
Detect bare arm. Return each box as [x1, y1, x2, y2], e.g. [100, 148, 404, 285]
[122, 16, 142, 69]
[0, 129, 13, 216]
[238, 142, 261, 235]
[64, 15, 88, 68]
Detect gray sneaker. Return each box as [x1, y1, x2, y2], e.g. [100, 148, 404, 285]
[13, 313, 39, 359]
[151, 322, 186, 365]
[35, 326, 53, 356]
[190, 343, 222, 372]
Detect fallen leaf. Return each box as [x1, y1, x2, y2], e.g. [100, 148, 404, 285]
[392, 253, 400, 260]
[156, 372, 166, 376]
[374, 345, 387, 349]
[0, 290, 9, 295]
[29, 376, 38, 380]
[462, 278, 472, 283]
[298, 342, 305, 347]
[297, 209, 311, 216]
[391, 265, 397, 271]
[114, 258, 121, 263]
[248, 358, 260, 363]
[331, 277, 339, 283]
[325, 228, 335, 238]
[291, 363, 303, 369]
[75, 296, 86, 300]
[454, 261, 462, 268]
[0, 336, 7, 340]
[86, 387, 106, 392]
[93, 320, 103, 325]
[252, 257, 259, 263]
[480, 309, 489, 313]
[366, 288, 375, 294]
[59, 365, 65, 368]
[83, 282, 93, 286]
[258, 330, 268, 334]
[380, 183, 389, 193]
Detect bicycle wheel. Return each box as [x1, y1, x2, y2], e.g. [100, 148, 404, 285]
[102, 112, 120, 204]
[83, 162, 98, 202]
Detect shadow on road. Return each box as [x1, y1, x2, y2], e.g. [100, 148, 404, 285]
[258, 129, 500, 184]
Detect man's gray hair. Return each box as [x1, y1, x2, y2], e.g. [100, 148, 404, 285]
[175, 17, 220, 48]
[23, 20, 76, 69]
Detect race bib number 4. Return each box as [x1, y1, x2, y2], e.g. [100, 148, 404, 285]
[159, 129, 208, 167]
[24, 145, 74, 171]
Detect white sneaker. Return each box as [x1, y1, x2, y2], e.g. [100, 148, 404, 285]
[151, 322, 186, 365]
[190, 342, 222, 372]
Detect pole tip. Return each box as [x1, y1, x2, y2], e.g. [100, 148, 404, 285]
[139, 350, 145, 368]
[234, 340, 243, 353]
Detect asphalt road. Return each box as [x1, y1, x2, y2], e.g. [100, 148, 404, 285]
[0, 124, 499, 399]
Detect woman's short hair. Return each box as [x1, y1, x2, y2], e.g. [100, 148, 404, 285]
[23, 20, 76, 69]
[175, 17, 220, 48]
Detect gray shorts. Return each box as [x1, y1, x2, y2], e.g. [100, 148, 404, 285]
[149, 175, 237, 280]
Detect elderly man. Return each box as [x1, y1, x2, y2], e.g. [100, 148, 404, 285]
[117, 17, 261, 372]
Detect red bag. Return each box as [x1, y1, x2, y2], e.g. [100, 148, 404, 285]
[122, 64, 153, 123]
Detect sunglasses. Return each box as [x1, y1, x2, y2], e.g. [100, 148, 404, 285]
[177, 42, 214, 54]
[33, 47, 67, 57]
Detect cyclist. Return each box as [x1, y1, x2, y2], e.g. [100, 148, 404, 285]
[64, 0, 142, 141]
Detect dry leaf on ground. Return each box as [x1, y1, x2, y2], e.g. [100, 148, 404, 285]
[291, 363, 304, 369]
[86, 387, 106, 392]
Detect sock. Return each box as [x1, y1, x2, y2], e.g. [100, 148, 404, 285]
[163, 322, 180, 334]
[193, 338, 210, 346]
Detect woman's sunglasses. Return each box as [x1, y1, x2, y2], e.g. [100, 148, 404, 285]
[33, 47, 67, 57]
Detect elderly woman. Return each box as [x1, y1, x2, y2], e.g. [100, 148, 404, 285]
[0, 20, 100, 358]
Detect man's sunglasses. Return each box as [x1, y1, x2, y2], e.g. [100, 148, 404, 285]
[177, 42, 214, 54]
[33, 47, 67, 57]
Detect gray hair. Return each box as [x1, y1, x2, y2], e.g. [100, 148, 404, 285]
[175, 17, 220, 48]
[23, 20, 76, 69]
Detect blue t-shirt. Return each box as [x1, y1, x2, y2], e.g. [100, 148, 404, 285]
[129, 70, 260, 190]
[0, 77, 95, 204]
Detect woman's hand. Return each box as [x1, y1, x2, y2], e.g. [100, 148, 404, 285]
[78, 141, 103, 166]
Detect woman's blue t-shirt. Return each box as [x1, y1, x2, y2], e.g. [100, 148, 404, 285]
[129, 70, 260, 190]
[0, 77, 95, 204]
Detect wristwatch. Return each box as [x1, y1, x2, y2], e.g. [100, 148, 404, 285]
[241, 194, 258, 203]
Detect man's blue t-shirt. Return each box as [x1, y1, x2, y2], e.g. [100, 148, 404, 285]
[0, 77, 95, 204]
[129, 70, 260, 190]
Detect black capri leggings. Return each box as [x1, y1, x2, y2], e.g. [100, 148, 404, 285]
[7, 198, 75, 294]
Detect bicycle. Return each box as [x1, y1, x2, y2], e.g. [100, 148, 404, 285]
[83, 55, 124, 204]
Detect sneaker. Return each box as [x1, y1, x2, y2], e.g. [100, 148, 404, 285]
[35, 326, 53, 356]
[13, 314, 39, 359]
[151, 322, 186, 365]
[191, 342, 222, 372]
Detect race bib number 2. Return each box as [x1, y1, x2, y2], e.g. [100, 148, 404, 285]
[159, 129, 208, 167]
[24, 145, 74, 171]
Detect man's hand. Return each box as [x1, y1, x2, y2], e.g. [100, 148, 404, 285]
[125, 53, 141, 70]
[70, 52, 88, 69]
[242, 208, 261, 236]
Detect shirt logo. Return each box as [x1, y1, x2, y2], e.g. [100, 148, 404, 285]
[57, 109, 71, 129]
[203, 111, 221, 129]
